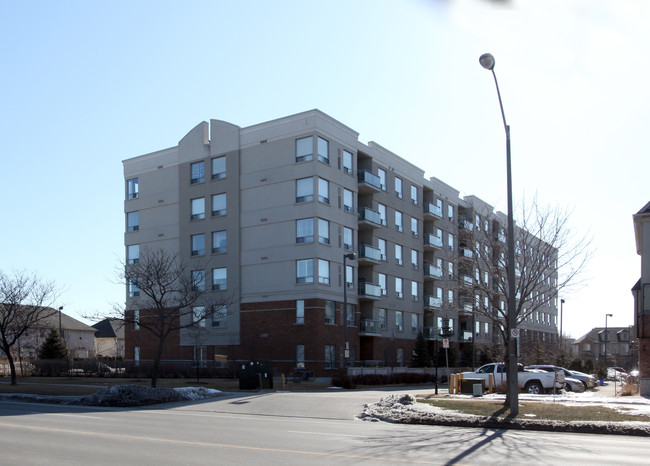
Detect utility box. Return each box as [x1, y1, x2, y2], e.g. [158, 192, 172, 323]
[238, 360, 273, 389]
[460, 378, 485, 395]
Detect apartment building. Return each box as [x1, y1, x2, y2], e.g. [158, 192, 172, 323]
[123, 109, 559, 376]
[633, 200, 650, 395]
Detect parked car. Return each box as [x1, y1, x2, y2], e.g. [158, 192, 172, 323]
[563, 376, 586, 392]
[607, 367, 628, 381]
[564, 369, 598, 389]
[461, 363, 564, 394]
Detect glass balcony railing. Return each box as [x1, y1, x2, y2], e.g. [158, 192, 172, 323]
[358, 207, 382, 225]
[425, 203, 443, 218]
[357, 170, 382, 190]
[424, 264, 443, 279]
[424, 296, 443, 308]
[359, 282, 382, 298]
[425, 234, 443, 248]
[459, 248, 473, 258]
[360, 319, 381, 334]
[359, 244, 382, 261]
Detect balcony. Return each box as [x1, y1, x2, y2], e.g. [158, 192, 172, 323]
[459, 248, 474, 261]
[357, 170, 382, 193]
[423, 263, 443, 280]
[459, 275, 474, 289]
[458, 300, 474, 313]
[424, 203, 443, 219]
[358, 244, 383, 264]
[358, 207, 382, 228]
[424, 234, 443, 250]
[424, 295, 443, 309]
[423, 326, 440, 340]
[358, 281, 382, 299]
[360, 319, 382, 336]
[459, 220, 474, 231]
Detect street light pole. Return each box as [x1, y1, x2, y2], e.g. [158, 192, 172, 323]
[480, 52, 519, 416]
[604, 313, 613, 366]
[343, 253, 356, 370]
[58, 306, 64, 338]
[559, 298, 565, 353]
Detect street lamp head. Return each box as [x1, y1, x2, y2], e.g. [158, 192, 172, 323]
[344, 253, 356, 260]
[607, 313, 613, 317]
[479, 53, 495, 71]
[561, 299, 565, 304]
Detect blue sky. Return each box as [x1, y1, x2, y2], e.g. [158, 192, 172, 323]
[1, 0, 648, 338]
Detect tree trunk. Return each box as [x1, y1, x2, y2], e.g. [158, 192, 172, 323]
[5, 347, 17, 386]
[150, 338, 165, 388]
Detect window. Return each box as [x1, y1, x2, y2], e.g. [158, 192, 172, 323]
[345, 265, 354, 288]
[318, 177, 329, 204]
[317, 136, 329, 164]
[378, 239, 386, 260]
[410, 185, 418, 205]
[318, 259, 330, 285]
[191, 161, 205, 184]
[193, 306, 206, 327]
[191, 234, 205, 256]
[318, 218, 329, 245]
[395, 211, 403, 231]
[395, 277, 403, 298]
[395, 244, 403, 265]
[378, 273, 387, 295]
[296, 136, 313, 162]
[212, 306, 227, 327]
[343, 227, 353, 251]
[411, 314, 418, 333]
[296, 300, 305, 324]
[211, 156, 226, 180]
[448, 234, 454, 251]
[411, 281, 418, 301]
[395, 310, 404, 331]
[346, 303, 355, 326]
[343, 189, 353, 212]
[133, 310, 140, 330]
[411, 249, 418, 269]
[134, 346, 140, 365]
[325, 301, 335, 324]
[484, 322, 489, 335]
[212, 193, 227, 216]
[127, 178, 139, 199]
[448, 289, 454, 304]
[127, 244, 139, 264]
[343, 150, 353, 174]
[127, 211, 139, 232]
[212, 230, 227, 253]
[296, 259, 314, 284]
[395, 177, 402, 198]
[397, 348, 404, 366]
[377, 168, 386, 190]
[448, 204, 454, 221]
[191, 198, 205, 220]
[212, 268, 227, 290]
[410, 217, 418, 237]
[325, 345, 336, 369]
[194, 346, 206, 365]
[128, 279, 139, 297]
[296, 177, 313, 203]
[379, 308, 387, 329]
[191, 270, 206, 291]
[296, 344, 305, 368]
[296, 218, 313, 244]
[448, 261, 454, 278]
[378, 203, 387, 225]
[475, 320, 480, 336]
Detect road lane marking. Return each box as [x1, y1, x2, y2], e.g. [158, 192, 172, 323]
[46, 413, 104, 419]
[0, 421, 450, 464]
[287, 430, 366, 438]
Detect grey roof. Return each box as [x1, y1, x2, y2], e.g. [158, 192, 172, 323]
[92, 318, 125, 339]
[37, 308, 96, 333]
[573, 326, 632, 344]
[636, 201, 650, 215]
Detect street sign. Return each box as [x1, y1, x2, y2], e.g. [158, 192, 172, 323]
[442, 338, 449, 348]
[511, 328, 520, 338]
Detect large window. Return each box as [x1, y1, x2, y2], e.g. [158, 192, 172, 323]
[127, 244, 139, 264]
[395, 177, 402, 198]
[127, 211, 139, 232]
[378, 273, 387, 295]
[296, 344, 305, 368]
[318, 218, 329, 245]
[448, 233, 454, 251]
[296, 300, 305, 324]
[191, 234, 205, 256]
[395, 310, 404, 331]
[411, 281, 418, 301]
[410, 185, 418, 205]
[212, 193, 227, 217]
[411, 249, 418, 269]
[212, 230, 227, 253]
[191, 270, 206, 291]
[395, 244, 403, 265]
[411, 313, 418, 333]
[343, 189, 353, 212]
[128, 279, 139, 297]
[346, 304, 355, 326]
[211, 156, 226, 180]
[343, 227, 353, 251]
[317, 137, 329, 164]
[410, 217, 418, 237]
[296, 259, 314, 284]
[395, 211, 403, 232]
[296, 136, 313, 162]
[193, 306, 206, 327]
[343, 150, 353, 174]
[377, 168, 386, 190]
[191, 198, 205, 220]
[325, 301, 335, 324]
[325, 345, 336, 369]
[212, 306, 227, 327]
[395, 277, 403, 298]
[212, 268, 227, 290]
[345, 265, 354, 288]
[318, 259, 330, 285]
[127, 178, 139, 199]
[377, 203, 386, 225]
[296, 177, 313, 203]
[378, 238, 386, 260]
[296, 218, 313, 244]
[378, 308, 387, 329]
[191, 161, 205, 184]
[318, 178, 329, 204]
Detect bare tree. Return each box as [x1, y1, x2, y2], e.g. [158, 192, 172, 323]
[0, 271, 59, 385]
[99, 247, 231, 388]
[459, 199, 590, 403]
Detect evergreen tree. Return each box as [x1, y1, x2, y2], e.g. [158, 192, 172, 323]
[38, 329, 68, 359]
[411, 332, 430, 367]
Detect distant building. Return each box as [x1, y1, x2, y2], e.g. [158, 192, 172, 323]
[572, 326, 636, 370]
[123, 109, 559, 376]
[632, 201, 650, 395]
[92, 318, 125, 359]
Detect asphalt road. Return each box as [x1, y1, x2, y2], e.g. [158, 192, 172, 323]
[1, 388, 647, 465]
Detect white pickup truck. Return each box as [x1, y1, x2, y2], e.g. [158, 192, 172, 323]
[461, 363, 564, 394]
